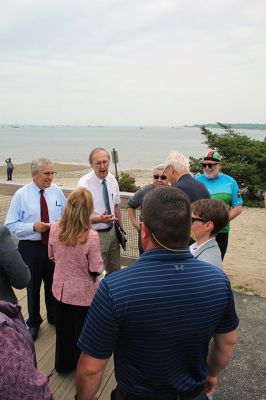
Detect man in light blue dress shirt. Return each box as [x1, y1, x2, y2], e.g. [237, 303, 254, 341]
[5, 157, 66, 341]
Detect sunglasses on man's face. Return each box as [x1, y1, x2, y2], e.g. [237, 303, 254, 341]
[191, 217, 207, 223]
[153, 174, 167, 180]
[202, 163, 219, 169]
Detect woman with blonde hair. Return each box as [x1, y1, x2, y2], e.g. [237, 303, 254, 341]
[48, 187, 103, 373]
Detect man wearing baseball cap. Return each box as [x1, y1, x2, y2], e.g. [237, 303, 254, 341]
[195, 150, 243, 259]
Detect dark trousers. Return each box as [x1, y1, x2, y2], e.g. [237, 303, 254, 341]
[111, 387, 207, 400]
[7, 168, 13, 180]
[216, 232, 229, 260]
[54, 298, 89, 373]
[18, 240, 55, 327]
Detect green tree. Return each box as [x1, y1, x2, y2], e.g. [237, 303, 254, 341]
[117, 172, 138, 192]
[190, 123, 266, 207]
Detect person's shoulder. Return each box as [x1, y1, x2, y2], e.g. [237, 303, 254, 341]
[195, 173, 205, 182]
[194, 177, 210, 193]
[50, 221, 59, 233]
[199, 238, 220, 253]
[49, 222, 59, 242]
[142, 183, 154, 191]
[107, 172, 118, 183]
[194, 256, 227, 277]
[49, 183, 64, 192]
[183, 174, 204, 185]
[77, 171, 94, 187]
[88, 228, 99, 239]
[15, 182, 34, 195]
[135, 183, 153, 194]
[220, 172, 238, 184]
[104, 262, 137, 285]
[106, 173, 120, 190]
[0, 224, 10, 238]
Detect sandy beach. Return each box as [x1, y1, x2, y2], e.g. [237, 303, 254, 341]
[1, 162, 265, 297]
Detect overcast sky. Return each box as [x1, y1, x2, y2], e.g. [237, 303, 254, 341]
[0, 0, 265, 125]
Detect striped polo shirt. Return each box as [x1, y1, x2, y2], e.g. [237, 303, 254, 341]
[78, 248, 239, 396]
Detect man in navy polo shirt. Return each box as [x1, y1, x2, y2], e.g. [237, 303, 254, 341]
[76, 187, 238, 400]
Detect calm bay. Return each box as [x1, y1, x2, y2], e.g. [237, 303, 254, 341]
[1, 125, 265, 171]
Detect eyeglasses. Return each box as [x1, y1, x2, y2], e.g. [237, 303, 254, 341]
[42, 172, 56, 176]
[153, 174, 167, 180]
[202, 163, 219, 169]
[95, 160, 109, 166]
[192, 217, 206, 223]
[163, 165, 170, 175]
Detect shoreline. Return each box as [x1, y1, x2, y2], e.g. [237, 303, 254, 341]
[0, 162, 154, 187]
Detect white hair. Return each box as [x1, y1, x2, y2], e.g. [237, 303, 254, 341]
[164, 151, 190, 173]
[154, 164, 165, 170]
[30, 157, 53, 173]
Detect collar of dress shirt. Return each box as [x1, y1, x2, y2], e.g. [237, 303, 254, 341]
[192, 238, 214, 251]
[32, 181, 45, 192]
[92, 170, 110, 183]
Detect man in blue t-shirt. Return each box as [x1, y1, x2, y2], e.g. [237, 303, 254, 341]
[196, 150, 243, 259]
[76, 187, 239, 400]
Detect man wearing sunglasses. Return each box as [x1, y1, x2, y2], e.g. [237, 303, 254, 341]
[196, 150, 243, 260]
[127, 164, 169, 254]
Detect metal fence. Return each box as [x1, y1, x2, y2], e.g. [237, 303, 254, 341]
[0, 183, 139, 265]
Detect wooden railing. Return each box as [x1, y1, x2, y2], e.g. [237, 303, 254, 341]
[0, 182, 139, 266]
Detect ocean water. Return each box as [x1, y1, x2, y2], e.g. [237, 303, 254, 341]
[0, 125, 265, 171]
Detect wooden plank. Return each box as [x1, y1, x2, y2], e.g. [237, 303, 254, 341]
[51, 372, 76, 400]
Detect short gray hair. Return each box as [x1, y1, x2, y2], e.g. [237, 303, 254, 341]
[154, 164, 165, 170]
[30, 157, 53, 173]
[89, 148, 110, 165]
[164, 151, 190, 173]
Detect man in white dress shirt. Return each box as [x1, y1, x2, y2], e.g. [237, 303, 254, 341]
[78, 148, 122, 274]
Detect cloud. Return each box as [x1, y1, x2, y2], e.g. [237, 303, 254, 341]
[0, 0, 265, 124]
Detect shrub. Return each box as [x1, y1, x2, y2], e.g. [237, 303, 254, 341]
[117, 172, 138, 192]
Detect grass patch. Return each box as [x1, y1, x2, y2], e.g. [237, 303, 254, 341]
[233, 285, 260, 296]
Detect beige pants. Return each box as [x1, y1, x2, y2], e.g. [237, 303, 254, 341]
[98, 226, 121, 274]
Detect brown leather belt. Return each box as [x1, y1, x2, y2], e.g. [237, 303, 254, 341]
[96, 225, 113, 232]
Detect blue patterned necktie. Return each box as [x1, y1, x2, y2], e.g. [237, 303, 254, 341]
[102, 178, 112, 215]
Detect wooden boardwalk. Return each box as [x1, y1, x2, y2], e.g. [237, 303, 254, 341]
[15, 286, 116, 400]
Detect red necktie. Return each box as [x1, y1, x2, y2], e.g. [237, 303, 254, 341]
[40, 189, 49, 245]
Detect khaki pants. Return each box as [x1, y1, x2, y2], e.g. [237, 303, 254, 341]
[98, 226, 121, 274]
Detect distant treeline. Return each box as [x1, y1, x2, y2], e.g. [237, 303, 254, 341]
[185, 123, 266, 130]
